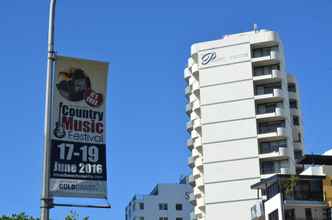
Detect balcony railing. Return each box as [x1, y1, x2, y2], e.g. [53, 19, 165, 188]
[258, 124, 285, 134]
[259, 142, 287, 154]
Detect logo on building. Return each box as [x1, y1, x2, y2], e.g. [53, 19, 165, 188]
[201, 52, 217, 65]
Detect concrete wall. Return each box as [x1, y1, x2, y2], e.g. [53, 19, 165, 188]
[198, 41, 260, 220]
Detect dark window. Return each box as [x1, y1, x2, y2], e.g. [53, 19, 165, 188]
[252, 46, 278, 58]
[159, 217, 168, 220]
[289, 100, 298, 109]
[293, 116, 300, 126]
[176, 204, 183, 211]
[253, 64, 280, 76]
[266, 182, 280, 199]
[139, 202, 144, 210]
[176, 218, 183, 220]
[255, 82, 282, 95]
[259, 140, 287, 154]
[305, 208, 313, 220]
[256, 102, 282, 114]
[285, 209, 295, 220]
[258, 120, 285, 134]
[261, 161, 275, 174]
[159, 203, 168, 210]
[268, 209, 279, 220]
[288, 83, 297, 92]
[294, 150, 303, 161]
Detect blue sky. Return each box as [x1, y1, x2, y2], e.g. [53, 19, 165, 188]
[0, 0, 331, 219]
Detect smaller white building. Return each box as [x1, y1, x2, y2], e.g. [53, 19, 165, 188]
[125, 177, 193, 220]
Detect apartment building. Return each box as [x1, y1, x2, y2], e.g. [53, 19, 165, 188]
[184, 29, 304, 220]
[252, 153, 332, 220]
[125, 177, 193, 220]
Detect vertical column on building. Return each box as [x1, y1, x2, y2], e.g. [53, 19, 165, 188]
[185, 52, 205, 220]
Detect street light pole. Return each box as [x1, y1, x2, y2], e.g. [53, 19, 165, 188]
[41, 0, 56, 220]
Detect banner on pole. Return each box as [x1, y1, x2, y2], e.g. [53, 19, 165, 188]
[50, 56, 109, 198]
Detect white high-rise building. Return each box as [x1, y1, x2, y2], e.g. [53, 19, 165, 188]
[184, 29, 304, 220]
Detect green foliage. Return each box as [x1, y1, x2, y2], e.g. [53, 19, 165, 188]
[0, 213, 39, 220]
[0, 211, 88, 220]
[282, 175, 299, 196]
[64, 211, 89, 220]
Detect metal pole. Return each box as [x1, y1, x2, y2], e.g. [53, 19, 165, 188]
[41, 0, 57, 219]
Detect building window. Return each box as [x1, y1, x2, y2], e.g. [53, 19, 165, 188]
[258, 120, 285, 134]
[252, 46, 278, 58]
[159, 217, 168, 220]
[293, 116, 300, 126]
[261, 161, 275, 174]
[259, 140, 287, 154]
[139, 202, 144, 210]
[176, 203, 183, 211]
[285, 209, 295, 220]
[294, 150, 303, 160]
[288, 83, 297, 92]
[305, 208, 313, 220]
[253, 64, 280, 76]
[289, 100, 298, 109]
[176, 218, 183, 220]
[268, 209, 279, 220]
[266, 182, 280, 199]
[159, 203, 168, 210]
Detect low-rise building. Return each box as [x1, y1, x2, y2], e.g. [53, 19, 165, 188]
[125, 177, 193, 220]
[251, 154, 332, 220]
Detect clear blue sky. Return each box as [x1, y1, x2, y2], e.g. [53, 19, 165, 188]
[0, 0, 331, 219]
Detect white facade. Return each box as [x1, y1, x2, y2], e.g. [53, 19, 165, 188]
[184, 30, 304, 220]
[125, 178, 193, 220]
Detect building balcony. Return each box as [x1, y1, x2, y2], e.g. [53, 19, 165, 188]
[193, 167, 202, 179]
[194, 207, 204, 219]
[185, 85, 191, 96]
[192, 100, 200, 112]
[259, 147, 288, 160]
[190, 63, 199, 76]
[191, 130, 200, 139]
[252, 49, 280, 66]
[260, 167, 290, 178]
[184, 68, 191, 81]
[255, 88, 284, 103]
[186, 103, 192, 115]
[192, 148, 201, 158]
[188, 192, 196, 205]
[187, 138, 194, 150]
[195, 157, 203, 169]
[194, 137, 203, 151]
[293, 141, 303, 151]
[253, 69, 283, 83]
[187, 57, 195, 68]
[196, 197, 205, 211]
[196, 176, 204, 189]
[188, 156, 195, 168]
[191, 81, 200, 95]
[256, 107, 286, 121]
[186, 121, 193, 132]
[188, 175, 195, 186]
[194, 186, 203, 198]
[193, 118, 201, 130]
[257, 127, 287, 141]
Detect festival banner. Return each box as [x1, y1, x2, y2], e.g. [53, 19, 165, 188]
[50, 56, 109, 198]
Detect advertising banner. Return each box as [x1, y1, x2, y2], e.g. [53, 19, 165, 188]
[50, 56, 109, 198]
